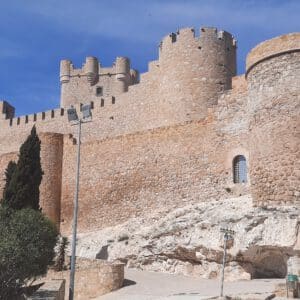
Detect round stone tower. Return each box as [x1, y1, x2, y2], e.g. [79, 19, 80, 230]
[84, 56, 99, 84]
[158, 27, 237, 120]
[247, 33, 300, 206]
[40, 133, 64, 228]
[60, 59, 72, 108]
[115, 56, 130, 93]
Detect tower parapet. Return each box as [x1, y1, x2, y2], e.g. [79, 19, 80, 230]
[246, 32, 300, 76]
[59, 56, 139, 108]
[85, 56, 99, 84]
[115, 57, 131, 94]
[59, 60, 71, 84]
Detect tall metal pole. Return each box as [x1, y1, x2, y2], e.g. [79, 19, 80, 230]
[220, 233, 228, 297]
[69, 120, 82, 300]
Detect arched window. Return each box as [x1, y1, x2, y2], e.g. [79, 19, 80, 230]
[233, 155, 247, 183]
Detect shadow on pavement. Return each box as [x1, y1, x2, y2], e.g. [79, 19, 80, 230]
[122, 278, 137, 287]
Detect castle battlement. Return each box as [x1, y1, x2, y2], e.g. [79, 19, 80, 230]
[0, 26, 299, 234]
[60, 56, 137, 82]
[0, 95, 117, 129]
[60, 56, 139, 108]
[159, 27, 236, 55]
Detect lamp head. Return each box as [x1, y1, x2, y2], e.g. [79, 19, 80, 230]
[67, 107, 79, 122]
[81, 104, 92, 120]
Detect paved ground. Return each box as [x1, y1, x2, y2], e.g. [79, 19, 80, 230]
[97, 268, 285, 300]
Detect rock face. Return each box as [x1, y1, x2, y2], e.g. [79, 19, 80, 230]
[75, 195, 300, 280]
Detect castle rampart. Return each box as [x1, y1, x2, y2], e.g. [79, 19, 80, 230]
[0, 27, 299, 233]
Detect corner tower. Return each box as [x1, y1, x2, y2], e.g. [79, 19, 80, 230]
[158, 27, 237, 120]
[247, 33, 300, 206]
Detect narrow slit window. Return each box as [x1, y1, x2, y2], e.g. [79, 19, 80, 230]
[96, 87, 103, 97]
[233, 155, 247, 183]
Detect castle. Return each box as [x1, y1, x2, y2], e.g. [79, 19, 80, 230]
[0, 27, 299, 235]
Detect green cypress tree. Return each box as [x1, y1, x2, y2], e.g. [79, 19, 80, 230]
[1, 161, 17, 207]
[5, 126, 43, 210]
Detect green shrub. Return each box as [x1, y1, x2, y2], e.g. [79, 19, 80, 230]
[54, 236, 69, 272]
[0, 207, 58, 299]
[2, 126, 43, 211]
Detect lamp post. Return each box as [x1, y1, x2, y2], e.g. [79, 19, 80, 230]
[67, 104, 92, 300]
[220, 226, 235, 298]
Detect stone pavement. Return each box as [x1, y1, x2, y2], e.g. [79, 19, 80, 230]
[97, 268, 285, 299]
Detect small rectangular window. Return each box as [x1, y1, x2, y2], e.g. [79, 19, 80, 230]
[96, 87, 103, 96]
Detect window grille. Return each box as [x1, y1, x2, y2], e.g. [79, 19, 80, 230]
[233, 155, 247, 183]
[96, 87, 103, 96]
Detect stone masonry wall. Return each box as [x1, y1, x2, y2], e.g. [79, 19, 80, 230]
[60, 115, 249, 234]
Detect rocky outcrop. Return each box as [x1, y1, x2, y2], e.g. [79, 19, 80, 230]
[75, 195, 300, 280]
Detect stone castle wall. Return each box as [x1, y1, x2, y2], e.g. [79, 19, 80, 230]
[59, 116, 250, 234]
[246, 35, 300, 206]
[0, 28, 299, 234]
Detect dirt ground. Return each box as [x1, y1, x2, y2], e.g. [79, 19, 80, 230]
[97, 268, 286, 300]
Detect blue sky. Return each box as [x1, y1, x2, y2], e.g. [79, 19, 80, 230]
[0, 0, 299, 116]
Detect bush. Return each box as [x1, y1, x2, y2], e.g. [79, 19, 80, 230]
[2, 126, 43, 211]
[0, 207, 58, 299]
[54, 236, 69, 272]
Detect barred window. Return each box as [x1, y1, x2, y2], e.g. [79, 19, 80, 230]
[96, 86, 103, 96]
[233, 155, 247, 183]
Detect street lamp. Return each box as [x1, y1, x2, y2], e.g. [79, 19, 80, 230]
[67, 104, 92, 300]
[219, 226, 235, 298]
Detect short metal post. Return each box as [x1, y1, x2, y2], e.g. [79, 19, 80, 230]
[220, 233, 228, 297]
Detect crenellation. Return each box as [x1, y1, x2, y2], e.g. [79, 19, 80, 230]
[0, 26, 299, 234]
[59, 59, 71, 83]
[84, 56, 99, 85]
[0, 100, 15, 120]
[2, 106, 67, 129]
[176, 27, 195, 40]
